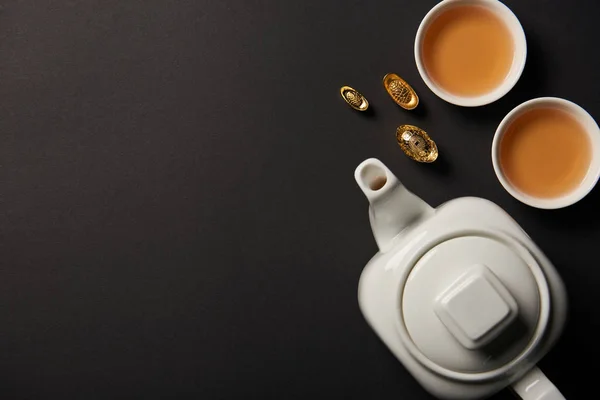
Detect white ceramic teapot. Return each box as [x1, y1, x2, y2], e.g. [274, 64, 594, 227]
[355, 158, 568, 400]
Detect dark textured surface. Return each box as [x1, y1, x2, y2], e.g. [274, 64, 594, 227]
[0, 0, 598, 398]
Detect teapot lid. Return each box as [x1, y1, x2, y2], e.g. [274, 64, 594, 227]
[398, 230, 550, 378]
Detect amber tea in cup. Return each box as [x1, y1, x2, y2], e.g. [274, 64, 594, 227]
[499, 108, 591, 198]
[415, 0, 527, 107]
[422, 5, 514, 97]
[492, 98, 600, 209]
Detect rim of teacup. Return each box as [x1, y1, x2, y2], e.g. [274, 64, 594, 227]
[491, 97, 600, 209]
[414, 0, 527, 107]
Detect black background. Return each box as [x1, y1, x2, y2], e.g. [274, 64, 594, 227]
[1, 0, 598, 398]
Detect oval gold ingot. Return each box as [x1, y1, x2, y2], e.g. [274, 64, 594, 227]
[383, 73, 419, 110]
[340, 86, 369, 111]
[396, 125, 438, 163]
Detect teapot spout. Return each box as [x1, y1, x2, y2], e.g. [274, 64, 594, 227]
[355, 158, 433, 252]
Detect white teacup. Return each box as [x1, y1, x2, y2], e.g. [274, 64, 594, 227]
[414, 0, 527, 107]
[492, 97, 600, 209]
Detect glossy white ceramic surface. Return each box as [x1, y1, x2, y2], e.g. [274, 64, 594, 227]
[355, 159, 567, 399]
[434, 264, 519, 350]
[399, 229, 550, 380]
[512, 366, 565, 400]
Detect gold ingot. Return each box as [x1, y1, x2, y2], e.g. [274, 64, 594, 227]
[383, 73, 419, 110]
[340, 86, 369, 111]
[396, 125, 438, 163]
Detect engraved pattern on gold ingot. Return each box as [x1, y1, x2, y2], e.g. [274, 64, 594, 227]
[396, 125, 438, 163]
[340, 86, 369, 111]
[383, 73, 419, 110]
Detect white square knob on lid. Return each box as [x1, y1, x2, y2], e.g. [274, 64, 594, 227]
[434, 264, 518, 349]
[401, 234, 544, 373]
[443, 274, 509, 340]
